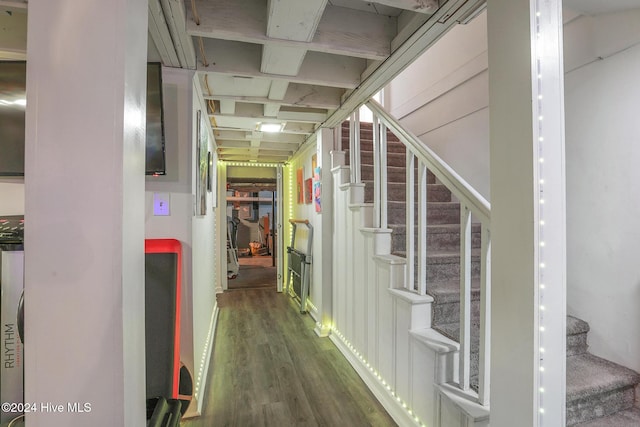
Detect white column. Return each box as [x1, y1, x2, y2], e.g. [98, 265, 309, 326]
[24, 1, 148, 426]
[314, 128, 334, 337]
[488, 0, 566, 426]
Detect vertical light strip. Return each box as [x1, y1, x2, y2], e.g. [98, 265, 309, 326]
[534, 1, 546, 421]
[533, 0, 566, 424]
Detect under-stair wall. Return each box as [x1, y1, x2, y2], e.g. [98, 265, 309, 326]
[330, 150, 489, 427]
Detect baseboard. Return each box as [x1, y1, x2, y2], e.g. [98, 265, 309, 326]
[329, 332, 424, 427]
[193, 302, 220, 416]
[314, 322, 331, 337]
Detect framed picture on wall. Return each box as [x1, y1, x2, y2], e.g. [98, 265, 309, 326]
[304, 178, 312, 204]
[296, 168, 304, 204]
[196, 110, 208, 216]
[313, 167, 321, 213]
[210, 150, 218, 209]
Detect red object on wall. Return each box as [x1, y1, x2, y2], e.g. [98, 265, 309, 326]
[145, 238, 182, 400]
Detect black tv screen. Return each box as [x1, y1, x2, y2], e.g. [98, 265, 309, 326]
[0, 61, 26, 177]
[0, 61, 166, 176]
[146, 63, 166, 176]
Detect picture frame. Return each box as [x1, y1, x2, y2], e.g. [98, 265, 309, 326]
[196, 110, 208, 216]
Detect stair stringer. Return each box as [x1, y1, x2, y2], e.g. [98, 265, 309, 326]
[331, 151, 491, 427]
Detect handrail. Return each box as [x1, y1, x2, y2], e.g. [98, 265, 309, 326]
[289, 219, 310, 225]
[359, 98, 492, 406]
[366, 99, 491, 224]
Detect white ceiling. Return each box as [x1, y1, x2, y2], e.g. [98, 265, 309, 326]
[4, 0, 635, 163]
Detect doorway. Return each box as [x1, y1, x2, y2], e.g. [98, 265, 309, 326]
[225, 165, 282, 291]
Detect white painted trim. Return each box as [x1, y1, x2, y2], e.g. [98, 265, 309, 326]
[193, 302, 220, 416]
[410, 328, 459, 354]
[329, 333, 423, 427]
[437, 383, 490, 422]
[387, 288, 434, 305]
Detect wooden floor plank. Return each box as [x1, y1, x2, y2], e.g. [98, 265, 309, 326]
[182, 288, 396, 426]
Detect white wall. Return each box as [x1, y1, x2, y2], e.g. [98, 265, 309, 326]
[564, 10, 640, 372]
[188, 76, 218, 413]
[287, 139, 324, 318]
[144, 67, 197, 413]
[144, 68, 219, 416]
[386, 11, 490, 199]
[0, 179, 24, 215]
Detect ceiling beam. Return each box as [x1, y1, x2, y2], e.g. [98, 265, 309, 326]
[217, 140, 303, 151]
[267, 0, 328, 41]
[203, 84, 341, 110]
[219, 154, 290, 162]
[148, 0, 181, 67]
[211, 124, 314, 136]
[363, 0, 439, 14]
[159, 0, 197, 69]
[261, 45, 307, 76]
[186, 0, 394, 60]
[214, 131, 305, 144]
[197, 39, 365, 89]
[213, 103, 326, 124]
[218, 146, 294, 155]
[269, 81, 289, 100]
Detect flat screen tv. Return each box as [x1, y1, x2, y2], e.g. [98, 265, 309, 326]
[0, 61, 166, 176]
[0, 61, 26, 177]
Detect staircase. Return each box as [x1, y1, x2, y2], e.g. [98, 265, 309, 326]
[567, 316, 640, 426]
[342, 120, 640, 426]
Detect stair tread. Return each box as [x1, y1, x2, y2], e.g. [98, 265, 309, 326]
[567, 315, 590, 336]
[567, 353, 640, 402]
[572, 408, 640, 427]
[434, 322, 481, 350]
[392, 223, 482, 233]
[427, 278, 481, 301]
[427, 248, 482, 261]
[388, 200, 459, 207]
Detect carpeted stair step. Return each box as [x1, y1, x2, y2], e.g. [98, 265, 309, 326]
[567, 315, 590, 356]
[572, 409, 640, 427]
[364, 182, 451, 205]
[567, 353, 640, 425]
[426, 250, 481, 283]
[360, 165, 414, 183]
[341, 121, 402, 142]
[428, 278, 481, 326]
[359, 150, 408, 168]
[343, 138, 407, 154]
[388, 201, 460, 225]
[391, 223, 481, 253]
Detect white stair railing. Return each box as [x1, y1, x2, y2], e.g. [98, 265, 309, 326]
[344, 99, 492, 406]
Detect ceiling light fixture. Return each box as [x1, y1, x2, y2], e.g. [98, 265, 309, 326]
[259, 123, 283, 133]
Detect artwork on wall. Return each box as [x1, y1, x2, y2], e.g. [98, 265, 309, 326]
[311, 153, 317, 172]
[206, 152, 212, 192]
[196, 110, 208, 216]
[210, 150, 218, 209]
[296, 168, 304, 204]
[313, 167, 321, 213]
[304, 178, 313, 204]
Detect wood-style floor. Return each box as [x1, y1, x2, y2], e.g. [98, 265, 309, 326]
[228, 255, 277, 291]
[182, 288, 396, 426]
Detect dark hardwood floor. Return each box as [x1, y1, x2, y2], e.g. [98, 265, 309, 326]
[182, 288, 396, 427]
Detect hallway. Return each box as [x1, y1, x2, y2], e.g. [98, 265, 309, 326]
[183, 288, 396, 426]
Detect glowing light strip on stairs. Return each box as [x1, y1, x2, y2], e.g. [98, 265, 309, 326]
[331, 326, 426, 427]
